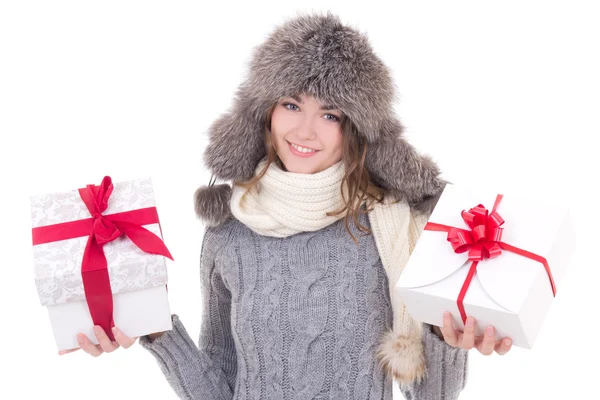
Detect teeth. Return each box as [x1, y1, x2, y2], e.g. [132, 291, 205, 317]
[291, 143, 316, 153]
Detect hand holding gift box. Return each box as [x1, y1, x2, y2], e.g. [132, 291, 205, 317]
[31, 176, 174, 351]
[396, 183, 576, 349]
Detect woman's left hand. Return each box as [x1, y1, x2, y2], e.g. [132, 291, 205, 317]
[433, 311, 513, 356]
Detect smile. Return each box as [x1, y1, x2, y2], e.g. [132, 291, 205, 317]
[287, 141, 320, 157]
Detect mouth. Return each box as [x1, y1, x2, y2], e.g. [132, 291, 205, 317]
[287, 141, 321, 157]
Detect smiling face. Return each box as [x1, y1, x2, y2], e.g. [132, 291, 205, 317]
[270, 93, 344, 174]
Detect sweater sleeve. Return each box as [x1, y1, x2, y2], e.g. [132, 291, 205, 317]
[138, 227, 237, 400]
[398, 323, 469, 400]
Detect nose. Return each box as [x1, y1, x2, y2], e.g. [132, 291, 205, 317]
[295, 114, 317, 141]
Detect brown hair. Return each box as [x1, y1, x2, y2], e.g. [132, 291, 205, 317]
[235, 99, 400, 246]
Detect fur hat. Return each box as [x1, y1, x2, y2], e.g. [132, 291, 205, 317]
[195, 11, 446, 228]
[194, 10, 447, 385]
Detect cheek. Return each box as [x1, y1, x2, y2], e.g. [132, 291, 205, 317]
[271, 108, 292, 134]
[269, 112, 285, 145]
[322, 129, 343, 152]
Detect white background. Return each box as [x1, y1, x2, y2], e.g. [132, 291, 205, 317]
[1, 1, 598, 399]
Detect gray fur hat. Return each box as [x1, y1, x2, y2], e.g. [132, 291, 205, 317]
[195, 11, 446, 228]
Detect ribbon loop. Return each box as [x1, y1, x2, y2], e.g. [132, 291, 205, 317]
[489, 210, 504, 227]
[468, 245, 483, 261]
[471, 205, 488, 218]
[471, 225, 486, 242]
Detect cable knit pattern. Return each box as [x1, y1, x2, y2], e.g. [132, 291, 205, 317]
[139, 213, 468, 399]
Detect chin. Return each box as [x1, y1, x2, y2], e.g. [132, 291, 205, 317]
[278, 158, 316, 174]
[282, 161, 313, 174]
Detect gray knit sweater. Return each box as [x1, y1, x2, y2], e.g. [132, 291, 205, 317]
[139, 212, 468, 399]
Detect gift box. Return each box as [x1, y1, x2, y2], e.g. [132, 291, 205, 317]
[31, 176, 174, 351]
[396, 183, 576, 349]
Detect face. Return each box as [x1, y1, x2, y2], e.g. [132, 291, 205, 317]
[270, 92, 344, 174]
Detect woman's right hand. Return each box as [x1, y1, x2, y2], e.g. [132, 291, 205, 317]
[57, 326, 140, 356]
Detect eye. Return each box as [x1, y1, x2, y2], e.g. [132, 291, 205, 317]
[282, 102, 299, 111]
[324, 114, 340, 122]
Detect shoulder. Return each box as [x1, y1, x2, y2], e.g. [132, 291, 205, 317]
[201, 216, 250, 255]
[201, 218, 239, 256]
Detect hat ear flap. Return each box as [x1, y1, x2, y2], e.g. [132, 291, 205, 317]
[202, 89, 268, 182]
[365, 121, 448, 217]
[197, 89, 269, 228]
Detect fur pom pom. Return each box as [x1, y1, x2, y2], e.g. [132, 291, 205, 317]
[376, 329, 426, 387]
[194, 184, 233, 227]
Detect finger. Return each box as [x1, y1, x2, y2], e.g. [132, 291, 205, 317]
[476, 326, 496, 356]
[77, 333, 104, 357]
[460, 317, 476, 350]
[58, 348, 80, 355]
[93, 326, 120, 353]
[112, 326, 139, 349]
[440, 311, 458, 346]
[494, 337, 513, 355]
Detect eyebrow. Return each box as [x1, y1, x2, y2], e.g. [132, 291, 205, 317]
[289, 94, 338, 111]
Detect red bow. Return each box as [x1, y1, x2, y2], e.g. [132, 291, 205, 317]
[32, 176, 173, 342]
[446, 194, 505, 262]
[424, 194, 556, 325]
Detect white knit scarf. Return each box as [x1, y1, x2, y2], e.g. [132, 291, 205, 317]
[230, 156, 429, 385]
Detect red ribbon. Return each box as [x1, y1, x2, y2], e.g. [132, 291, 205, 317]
[32, 176, 173, 341]
[424, 194, 556, 324]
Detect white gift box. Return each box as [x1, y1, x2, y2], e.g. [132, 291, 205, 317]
[30, 177, 173, 351]
[396, 183, 576, 349]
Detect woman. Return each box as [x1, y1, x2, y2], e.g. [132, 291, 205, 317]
[64, 12, 513, 399]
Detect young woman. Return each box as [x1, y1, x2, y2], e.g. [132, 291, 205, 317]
[64, 12, 513, 399]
